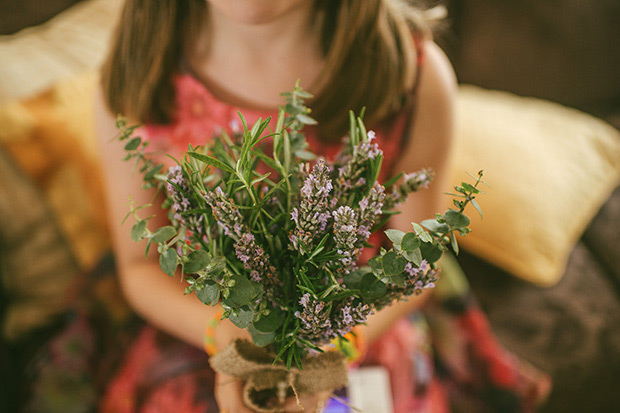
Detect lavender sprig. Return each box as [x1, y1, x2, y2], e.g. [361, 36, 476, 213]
[295, 293, 333, 344]
[204, 187, 280, 290]
[356, 183, 386, 244]
[166, 165, 204, 234]
[331, 131, 381, 207]
[332, 206, 360, 274]
[383, 168, 435, 210]
[289, 159, 333, 253]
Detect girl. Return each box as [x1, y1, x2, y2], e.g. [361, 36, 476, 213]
[95, 1, 544, 411]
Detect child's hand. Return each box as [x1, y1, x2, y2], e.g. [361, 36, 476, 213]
[281, 390, 332, 412]
[214, 372, 254, 413]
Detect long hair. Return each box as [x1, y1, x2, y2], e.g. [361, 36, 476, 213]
[101, 0, 440, 140]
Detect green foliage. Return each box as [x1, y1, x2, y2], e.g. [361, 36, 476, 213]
[116, 83, 485, 370]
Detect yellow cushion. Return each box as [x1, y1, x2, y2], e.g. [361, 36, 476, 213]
[0, 72, 110, 271]
[451, 85, 620, 286]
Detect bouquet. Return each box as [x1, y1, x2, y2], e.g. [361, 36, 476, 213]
[117, 82, 484, 410]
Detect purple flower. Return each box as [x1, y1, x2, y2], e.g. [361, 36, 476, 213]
[356, 183, 385, 247]
[331, 132, 383, 203]
[332, 206, 360, 273]
[332, 298, 374, 337]
[204, 187, 244, 240]
[289, 159, 333, 253]
[295, 293, 333, 343]
[166, 165, 204, 233]
[204, 186, 280, 291]
[383, 168, 435, 210]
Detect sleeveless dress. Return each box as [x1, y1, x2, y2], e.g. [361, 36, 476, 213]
[19, 41, 550, 413]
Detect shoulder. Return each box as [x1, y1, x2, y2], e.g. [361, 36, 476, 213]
[415, 39, 457, 125]
[404, 39, 457, 155]
[393, 40, 457, 174]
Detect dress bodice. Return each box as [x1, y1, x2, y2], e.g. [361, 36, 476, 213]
[143, 74, 412, 181]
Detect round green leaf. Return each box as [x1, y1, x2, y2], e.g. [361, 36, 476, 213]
[249, 324, 276, 347]
[420, 219, 449, 234]
[184, 249, 211, 274]
[343, 269, 366, 289]
[382, 251, 406, 276]
[390, 274, 405, 288]
[159, 249, 178, 277]
[253, 307, 285, 333]
[368, 256, 382, 271]
[196, 280, 220, 306]
[412, 223, 433, 243]
[384, 229, 405, 246]
[401, 233, 421, 251]
[420, 242, 443, 263]
[229, 305, 253, 329]
[130, 220, 147, 242]
[223, 275, 256, 307]
[360, 273, 387, 299]
[152, 226, 176, 243]
[444, 210, 470, 229]
[404, 248, 422, 267]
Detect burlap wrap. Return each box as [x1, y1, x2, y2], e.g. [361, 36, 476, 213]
[209, 339, 348, 412]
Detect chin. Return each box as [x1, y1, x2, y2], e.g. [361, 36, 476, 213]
[207, 0, 313, 25]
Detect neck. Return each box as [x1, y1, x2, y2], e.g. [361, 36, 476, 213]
[191, 3, 324, 110]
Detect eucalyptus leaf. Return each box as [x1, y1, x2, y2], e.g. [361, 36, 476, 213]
[249, 324, 275, 347]
[361, 273, 387, 299]
[343, 269, 366, 289]
[411, 223, 433, 243]
[196, 280, 220, 306]
[223, 275, 256, 307]
[130, 220, 147, 242]
[368, 256, 382, 271]
[401, 232, 421, 251]
[450, 231, 459, 255]
[404, 248, 423, 267]
[152, 226, 176, 243]
[184, 249, 211, 274]
[420, 242, 443, 263]
[420, 219, 449, 234]
[444, 209, 470, 229]
[229, 305, 254, 329]
[253, 307, 285, 332]
[384, 229, 405, 246]
[159, 248, 178, 277]
[382, 251, 406, 276]
[471, 199, 483, 219]
[461, 182, 480, 194]
[391, 274, 405, 288]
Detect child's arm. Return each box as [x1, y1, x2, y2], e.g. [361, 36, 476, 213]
[365, 40, 458, 343]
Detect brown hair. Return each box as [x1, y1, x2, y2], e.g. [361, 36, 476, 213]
[102, 0, 439, 140]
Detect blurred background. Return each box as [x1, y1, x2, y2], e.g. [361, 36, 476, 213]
[1, 0, 619, 411]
